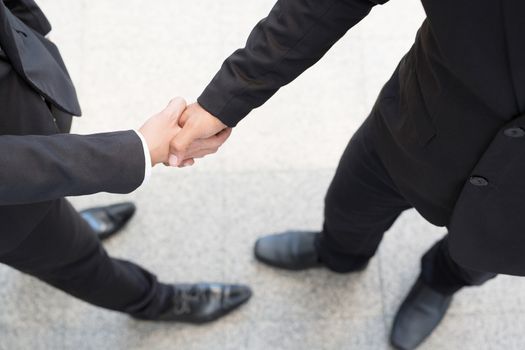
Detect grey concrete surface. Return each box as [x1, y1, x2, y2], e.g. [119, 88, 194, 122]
[1, 0, 525, 349]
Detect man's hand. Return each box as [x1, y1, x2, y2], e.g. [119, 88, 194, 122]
[138, 97, 186, 166]
[168, 102, 232, 167]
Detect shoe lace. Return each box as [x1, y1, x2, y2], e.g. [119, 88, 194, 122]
[172, 287, 207, 315]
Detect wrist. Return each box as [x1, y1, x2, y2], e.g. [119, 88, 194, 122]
[135, 129, 154, 166]
[132, 129, 153, 187]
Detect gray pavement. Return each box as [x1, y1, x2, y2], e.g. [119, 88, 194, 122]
[1, 1, 525, 349]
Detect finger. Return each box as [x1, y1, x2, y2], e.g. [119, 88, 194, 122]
[183, 138, 209, 153]
[168, 154, 178, 167]
[179, 158, 195, 168]
[184, 127, 233, 154]
[170, 123, 198, 165]
[184, 148, 218, 159]
[179, 108, 190, 127]
[163, 97, 187, 122]
[215, 127, 232, 143]
[167, 154, 193, 168]
[184, 139, 219, 155]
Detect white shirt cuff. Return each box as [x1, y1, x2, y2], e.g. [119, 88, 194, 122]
[133, 129, 152, 187]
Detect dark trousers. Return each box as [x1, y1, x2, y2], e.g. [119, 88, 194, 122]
[317, 116, 497, 295]
[0, 199, 172, 318]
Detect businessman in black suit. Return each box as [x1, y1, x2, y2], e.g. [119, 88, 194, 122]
[0, 0, 250, 323]
[169, 0, 525, 348]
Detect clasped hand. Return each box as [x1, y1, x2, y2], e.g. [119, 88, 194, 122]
[138, 97, 231, 167]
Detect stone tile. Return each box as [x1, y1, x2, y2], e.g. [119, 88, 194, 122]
[485, 312, 525, 350]
[415, 312, 525, 350]
[382, 311, 520, 350]
[400, 313, 485, 350]
[0, 312, 235, 350]
[377, 210, 518, 317]
[37, 0, 87, 89]
[219, 29, 369, 173]
[220, 170, 383, 322]
[75, 0, 275, 129]
[4, 1, 525, 350]
[224, 316, 387, 350]
[359, 0, 426, 107]
[0, 324, 67, 350]
[0, 267, 69, 328]
[383, 311, 525, 350]
[69, 170, 227, 283]
[42, 0, 373, 175]
[69, 0, 370, 174]
[59, 318, 232, 350]
[469, 273, 525, 315]
[377, 210, 447, 316]
[247, 264, 382, 323]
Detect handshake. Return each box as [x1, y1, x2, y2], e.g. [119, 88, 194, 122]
[138, 98, 231, 168]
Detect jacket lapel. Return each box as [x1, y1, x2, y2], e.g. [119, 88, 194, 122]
[0, 2, 81, 116]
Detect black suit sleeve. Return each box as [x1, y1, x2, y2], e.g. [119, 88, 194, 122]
[197, 0, 388, 127]
[0, 130, 146, 205]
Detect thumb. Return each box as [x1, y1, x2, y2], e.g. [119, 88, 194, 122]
[170, 122, 198, 165]
[163, 97, 187, 122]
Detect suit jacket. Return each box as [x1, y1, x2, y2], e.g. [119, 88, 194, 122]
[197, 0, 525, 275]
[0, 0, 145, 253]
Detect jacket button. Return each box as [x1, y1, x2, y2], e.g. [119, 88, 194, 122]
[504, 127, 525, 138]
[469, 176, 489, 187]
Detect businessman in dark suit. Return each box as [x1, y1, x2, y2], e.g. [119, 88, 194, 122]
[169, 0, 525, 348]
[0, 0, 251, 323]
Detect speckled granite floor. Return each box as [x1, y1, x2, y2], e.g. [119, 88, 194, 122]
[1, 1, 525, 349]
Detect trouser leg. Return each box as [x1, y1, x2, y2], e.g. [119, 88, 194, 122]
[421, 234, 497, 295]
[316, 114, 498, 293]
[317, 117, 412, 272]
[0, 198, 173, 319]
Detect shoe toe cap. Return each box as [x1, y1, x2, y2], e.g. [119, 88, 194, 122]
[107, 202, 136, 222]
[254, 231, 319, 270]
[254, 235, 281, 263]
[390, 281, 452, 350]
[223, 284, 253, 310]
[187, 283, 252, 323]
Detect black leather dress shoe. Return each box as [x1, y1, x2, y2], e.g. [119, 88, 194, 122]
[154, 283, 252, 323]
[390, 277, 453, 350]
[80, 202, 136, 240]
[254, 231, 323, 270]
